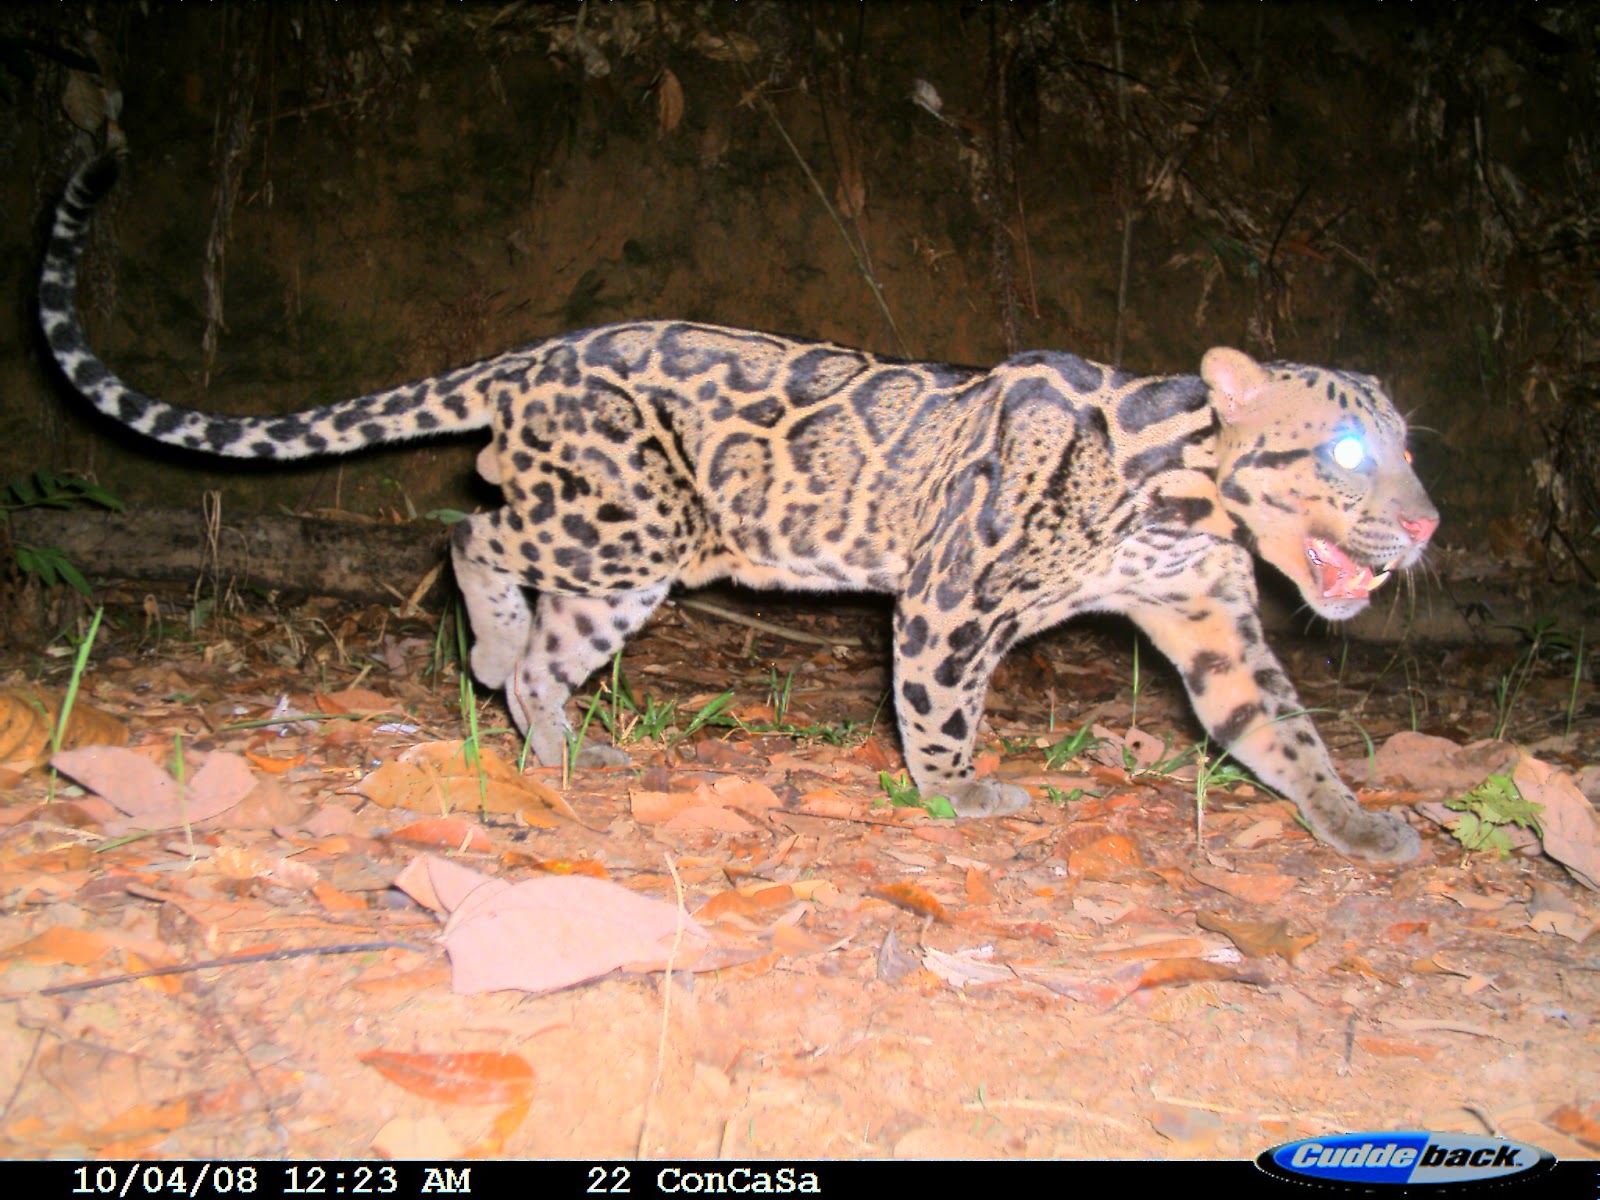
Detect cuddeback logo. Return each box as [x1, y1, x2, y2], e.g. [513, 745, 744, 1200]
[1257, 1131, 1555, 1189]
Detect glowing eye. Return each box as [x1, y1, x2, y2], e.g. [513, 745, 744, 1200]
[1331, 435, 1366, 471]
[1404, 448, 1413, 464]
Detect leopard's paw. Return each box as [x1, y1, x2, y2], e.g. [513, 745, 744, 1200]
[1325, 807, 1421, 865]
[571, 743, 631, 769]
[945, 779, 1032, 818]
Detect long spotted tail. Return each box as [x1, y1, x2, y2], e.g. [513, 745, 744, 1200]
[39, 155, 502, 460]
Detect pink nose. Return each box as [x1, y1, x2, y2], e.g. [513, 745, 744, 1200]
[1400, 514, 1439, 544]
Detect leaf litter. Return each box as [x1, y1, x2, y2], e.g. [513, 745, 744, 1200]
[0, 589, 1595, 1159]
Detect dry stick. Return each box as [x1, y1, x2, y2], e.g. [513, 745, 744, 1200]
[678, 597, 862, 648]
[638, 851, 689, 1159]
[757, 92, 907, 358]
[712, 15, 907, 358]
[0, 941, 430, 1003]
[986, 5, 1022, 353]
[1111, 0, 1135, 367]
[1015, 178, 1040, 320]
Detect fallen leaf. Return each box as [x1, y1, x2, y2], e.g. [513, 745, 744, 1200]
[3, 925, 116, 967]
[1351, 732, 1517, 792]
[401, 858, 715, 994]
[1150, 1101, 1224, 1146]
[50, 746, 257, 834]
[1014, 961, 1145, 1010]
[1136, 957, 1255, 990]
[657, 67, 684, 135]
[871, 881, 948, 922]
[964, 865, 997, 906]
[243, 750, 306, 773]
[350, 740, 575, 826]
[316, 687, 396, 715]
[1067, 834, 1149, 882]
[360, 1050, 534, 1105]
[0, 686, 127, 774]
[1189, 865, 1296, 905]
[1355, 1035, 1439, 1060]
[388, 817, 494, 853]
[1513, 754, 1600, 891]
[1231, 818, 1284, 848]
[661, 805, 757, 833]
[468, 1098, 530, 1158]
[1196, 911, 1319, 962]
[1547, 1102, 1600, 1152]
[921, 946, 1014, 989]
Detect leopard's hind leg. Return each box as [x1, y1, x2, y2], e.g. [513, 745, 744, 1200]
[450, 511, 533, 690]
[505, 585, 670, 766]
[450, 511, 672, 767]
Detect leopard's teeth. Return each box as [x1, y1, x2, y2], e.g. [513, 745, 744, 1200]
[1366, 569, 1392, 592]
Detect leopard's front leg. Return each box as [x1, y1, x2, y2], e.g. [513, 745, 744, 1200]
[891, 593, 1030, 817]
[1125, 571, 1420, 864]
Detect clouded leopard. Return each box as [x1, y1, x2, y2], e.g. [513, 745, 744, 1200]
[40, 155, 1438, 863]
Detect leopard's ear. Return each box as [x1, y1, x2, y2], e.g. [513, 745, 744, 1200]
[1200, 347, 1271, 424]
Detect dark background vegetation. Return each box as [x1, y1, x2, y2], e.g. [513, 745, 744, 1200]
[3, 2, 1597, 580]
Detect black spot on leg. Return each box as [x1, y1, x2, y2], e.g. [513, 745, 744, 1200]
[1215, 702, 1263, 746]
[902, 683, 932, 716]
[1184, 651, 1232, 696]
[940, 710, 968, 740]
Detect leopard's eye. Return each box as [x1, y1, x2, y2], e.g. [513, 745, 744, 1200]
[1404, 448, 1413, 465]
[1331, 434, 1366, 471]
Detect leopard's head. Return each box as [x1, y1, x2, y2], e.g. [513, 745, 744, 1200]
[1203, 347, 1439, 622]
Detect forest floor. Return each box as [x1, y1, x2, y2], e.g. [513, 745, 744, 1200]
[0, 583, 1596, 1162]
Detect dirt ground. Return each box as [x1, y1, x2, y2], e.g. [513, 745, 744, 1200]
[0, 579, 1596, 1163]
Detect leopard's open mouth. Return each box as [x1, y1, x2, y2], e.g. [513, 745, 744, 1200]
[1305, 538, 1396, 602]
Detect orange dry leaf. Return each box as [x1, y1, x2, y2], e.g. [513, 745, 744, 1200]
[0, 686, 127, 774]
[388, 817, 494, 853]
[871, 882, 948, 922]
[696, 890, 764, 923]
[716, 950, 782, 982]
[1067, 834, 1149, 882]
[500, 853, 609, 878]
[1195, 911, 1319, 963]
[1547, 1102, 1600, 1152]
[1136, 958, 1249, 991]
[91, 1099, 190, 1149]
[312, 880, 368, 911]
[123, 949, 182, 995]
[697, 883, 796, 923]
[964, 865, 997, 906]
[468, 1098, 531, 1158]
[1383, 920, 1430, 941]
[244, 750, 306, 773]
[360, 1050, 535, 1106]
[656, 67, 685, 136]
[1355, 1035, 1439, 1061]
[4, 925, 117, 967]
[853, 738, 893, 771]
[351, 740, 575, 826]
[797, 789, 857, 818]
[1188, 865, 1297, 905]
[770, 923, 836, 956]
[1094, 937, 1209, 962]
[315, 687, 396, 715]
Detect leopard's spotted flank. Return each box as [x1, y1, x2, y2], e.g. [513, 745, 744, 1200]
[40, 155, 1439, 863]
